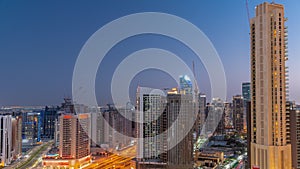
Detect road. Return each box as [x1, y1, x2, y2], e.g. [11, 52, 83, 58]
[84, 146, 136, 169]
[7, 144, 43, 169]
[7, 141, 53, 169]
[27, 143, 54, 169]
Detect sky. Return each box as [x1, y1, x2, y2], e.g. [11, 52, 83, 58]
[0, 0, 299, 106]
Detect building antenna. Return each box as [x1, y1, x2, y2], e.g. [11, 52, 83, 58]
[192, 61, 195, 79]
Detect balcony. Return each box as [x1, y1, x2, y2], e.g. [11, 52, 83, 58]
[285, 37, 288, 41]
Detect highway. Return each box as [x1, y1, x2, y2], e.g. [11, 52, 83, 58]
[7, 141, 53, 169]
[84, 146, 136, 169]
[27, 142, 54, 169]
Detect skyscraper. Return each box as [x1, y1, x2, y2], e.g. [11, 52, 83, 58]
[166, 92, 194, 169]
[42, 106, 59, 140]
[11, 115, 22, 160]
[215, 107, 226, 135]
[90, 111, 104, 147]
[136, 86, 195, 169]
[22, 111, 41, 151]
[242, 82, 251, 102]
[289, 103, 299, 169]
[136, 87, 167, 168]
[205, 98, 224, 136]
[286, 101, 293, 144]
[250, 2, 291, 168]
[232, 95, 244, 133]
[43, 99, 91, 168]
[59, 113, 90, 160]
[59, 100, 90, 159]
[0, 115, 12, 166]
[198, 93, 206, 134]
[179, 75, 193, 95]
[224, 102, 233, 129]
[102, 104, 134, 150]
[242, 82, 251, 133]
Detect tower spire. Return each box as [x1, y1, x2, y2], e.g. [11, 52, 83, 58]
[193, 61, 199, 96]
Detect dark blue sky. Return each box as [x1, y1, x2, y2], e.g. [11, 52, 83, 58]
[0, 0, 299, 106]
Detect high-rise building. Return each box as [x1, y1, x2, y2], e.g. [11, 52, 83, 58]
[179, 75, 193, 95]
[43, 99, 91, 169]
[224, 102, 233, 129]
[59, 99, 90, 159]
[290, 103, 300, 169]
[166, 92, 194, 169]
[54, 113, 61, 147]
[118, 106, 135, 147]
[246, 100, 252, 169]
[232, 95, 244, 133]
[242, 82, 251, 102]
[215, 108, 226, 135]
[136, 86, 196, 169]
[102, 104, 134, 150]
[286, 101, 293, 144]
[0, 115, 12, 166]
[250, 2, 291, 168]
[242, 82, 251, 134]
[136, 87, 167, 168]
[22, 111, 42, 151]
[41, 106, 59, 140]
[198, 93, 206, 134]
[90, 111, 104, 147]
[205, 98, 224, 136]
[11, 115, 22, 160]
[59, 113, 90, 159]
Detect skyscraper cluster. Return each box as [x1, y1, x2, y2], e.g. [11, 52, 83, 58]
[1, 1, 300, 169]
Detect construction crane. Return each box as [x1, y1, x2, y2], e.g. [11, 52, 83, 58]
[246, 0, 251, 27]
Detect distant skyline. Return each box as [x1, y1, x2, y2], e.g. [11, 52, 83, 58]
[0, 0, 299, 106]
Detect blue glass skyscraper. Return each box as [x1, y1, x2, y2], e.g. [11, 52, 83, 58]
[179, 75, 193, 95]
[242, 82, 251, 102]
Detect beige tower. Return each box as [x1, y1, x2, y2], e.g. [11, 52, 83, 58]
[250, 2, 291, 169]
[59, 114, 90, 159]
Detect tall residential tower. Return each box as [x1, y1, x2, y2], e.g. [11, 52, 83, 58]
[250, 2, 291, 168]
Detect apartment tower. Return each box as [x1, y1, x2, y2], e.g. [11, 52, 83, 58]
[232, 95, 244, 133]
[166, 92, 194, 169]
[250, 2, 291, 168]
[136, 87, 167, 168]
[0, 115, 12, 166]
